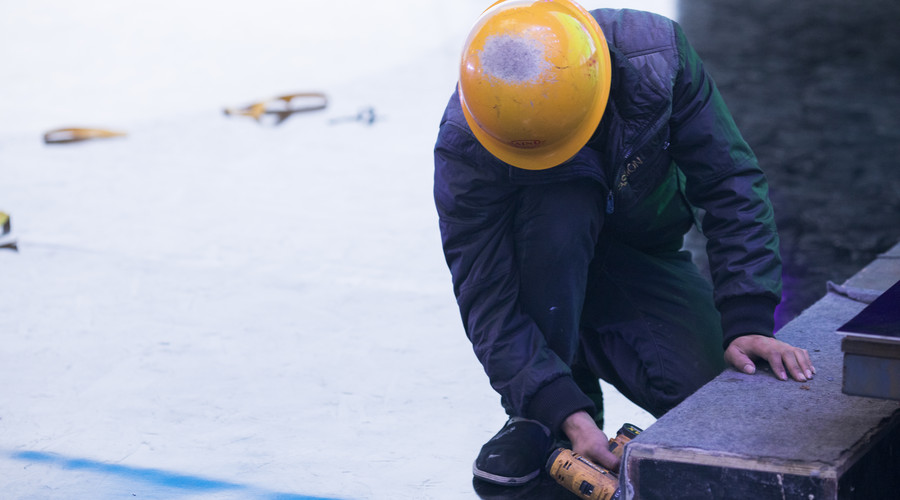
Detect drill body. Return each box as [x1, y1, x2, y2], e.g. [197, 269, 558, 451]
[546, 423, 643, 500]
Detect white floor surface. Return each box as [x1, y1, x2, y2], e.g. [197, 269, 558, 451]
[0, 1, 669, 498]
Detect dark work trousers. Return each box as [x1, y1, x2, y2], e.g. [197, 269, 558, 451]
[514, 179, 726, 421]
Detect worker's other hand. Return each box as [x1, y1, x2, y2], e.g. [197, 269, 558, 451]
[725, 334, 815, 382]
[561, 411, 620, 472]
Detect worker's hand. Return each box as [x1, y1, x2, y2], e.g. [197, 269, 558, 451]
[725, 334, 815, 382]
[561, 411, 620, 472]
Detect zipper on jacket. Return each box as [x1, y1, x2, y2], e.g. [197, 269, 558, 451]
[605, 148, 629, 216]
[606, 146, 636, 216]
[605, 101, 669, 217]
[607, 118, 670, 216]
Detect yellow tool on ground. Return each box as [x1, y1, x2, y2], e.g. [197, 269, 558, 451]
[224, 92, 328, 125]
[1, 211, 17, 251]
[43, 128, 127, 144]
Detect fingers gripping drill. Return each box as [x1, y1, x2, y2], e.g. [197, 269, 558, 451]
[546, 423, 643, 500]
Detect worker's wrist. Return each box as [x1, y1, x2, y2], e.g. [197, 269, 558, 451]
[561, 411, 599, 443]
[719, 295, 778, 349]
[724, 331, 774, 350]
[526, 376, 595, 438]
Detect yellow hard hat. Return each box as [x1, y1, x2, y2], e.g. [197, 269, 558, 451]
[458, 0, 611, 170]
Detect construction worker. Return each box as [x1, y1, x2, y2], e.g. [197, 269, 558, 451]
[433, 0, 815, 486]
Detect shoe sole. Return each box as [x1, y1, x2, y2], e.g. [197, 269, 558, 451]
[472, 461, 540, 486]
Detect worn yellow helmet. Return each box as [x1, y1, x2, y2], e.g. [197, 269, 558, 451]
[459, 0, 611, 170]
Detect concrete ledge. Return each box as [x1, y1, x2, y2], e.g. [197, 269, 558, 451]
[622, 242, 900, 499]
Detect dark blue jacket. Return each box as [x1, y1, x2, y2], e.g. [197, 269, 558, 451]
[434, 9, 781, 433]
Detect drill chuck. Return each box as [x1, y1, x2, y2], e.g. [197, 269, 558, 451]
[608, 423, 642, 459]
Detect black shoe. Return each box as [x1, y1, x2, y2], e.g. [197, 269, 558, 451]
[472, 417, 553, 486]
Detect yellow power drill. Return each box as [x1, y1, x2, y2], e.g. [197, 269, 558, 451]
[546, 423, 643, 500]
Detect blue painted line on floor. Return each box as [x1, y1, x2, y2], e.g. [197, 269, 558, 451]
[9, 450, 342, 500]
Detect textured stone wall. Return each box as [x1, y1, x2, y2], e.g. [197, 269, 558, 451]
[678, 0, 900, 327]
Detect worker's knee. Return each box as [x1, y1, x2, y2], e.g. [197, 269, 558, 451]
[641, 365, 722, 417]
